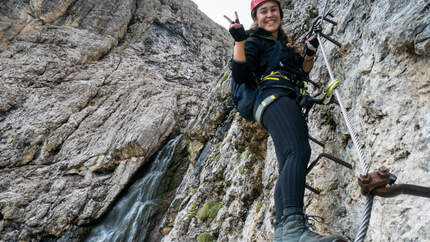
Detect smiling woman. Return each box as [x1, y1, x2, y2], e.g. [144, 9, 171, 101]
[191, 0, 252, 29]
[253, 1, 282, 37]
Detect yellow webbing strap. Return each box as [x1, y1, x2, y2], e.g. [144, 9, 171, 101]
[260, 71, 290, 83]
[264, 77, 279, 81]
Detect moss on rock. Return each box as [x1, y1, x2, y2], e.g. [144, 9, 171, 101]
[239, 165, 245, 175]
[256, 201, 263, 213]
[188, 203, 199, 219]
[187, 187, 198, 196]
[197, 232, 215, 242]
[197, 200, 224, 221]
[244, 150, 250, 160]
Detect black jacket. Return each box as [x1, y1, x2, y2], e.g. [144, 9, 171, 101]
[231, 28, 305, 86]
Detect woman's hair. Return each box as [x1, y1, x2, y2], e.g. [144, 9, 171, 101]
[248, 22, 289, 46]
[277, 27, 289, 46]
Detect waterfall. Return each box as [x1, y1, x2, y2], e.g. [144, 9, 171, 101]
[85, 136, 182, 242]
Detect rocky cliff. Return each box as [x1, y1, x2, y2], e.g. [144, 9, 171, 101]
[0, 0, 429, 241]
[0, 0, 231, 240]
[158, 0, 430, 242]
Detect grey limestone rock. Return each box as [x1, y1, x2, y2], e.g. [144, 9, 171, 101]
[0, 0, 231, 240]
[1, 0, 429, 241]
[159, 0, 429, 242]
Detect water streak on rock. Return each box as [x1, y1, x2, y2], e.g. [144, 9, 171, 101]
[85, 136, 181, 242]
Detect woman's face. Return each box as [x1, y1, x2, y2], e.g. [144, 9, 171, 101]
[256, 1, 281, 34]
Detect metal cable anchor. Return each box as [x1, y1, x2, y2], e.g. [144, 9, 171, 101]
[358, 167, 430, 198]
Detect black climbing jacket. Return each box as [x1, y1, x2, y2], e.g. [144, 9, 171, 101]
[231, 28, 309, 123]
[232, 28, 306, 87]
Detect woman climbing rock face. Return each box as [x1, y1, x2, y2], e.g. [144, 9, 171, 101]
[224, 0, 348, 241]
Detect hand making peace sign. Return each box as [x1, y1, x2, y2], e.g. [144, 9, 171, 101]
[224, 11, 247, 42]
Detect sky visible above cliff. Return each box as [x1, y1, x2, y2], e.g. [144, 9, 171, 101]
[191, 0, 253, 30]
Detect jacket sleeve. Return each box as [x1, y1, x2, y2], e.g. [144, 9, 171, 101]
[231, 37, 261, 84]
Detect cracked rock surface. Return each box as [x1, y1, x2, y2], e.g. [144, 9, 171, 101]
[1, 0, 429, 241]
[158, 1, 429, 242]
[0, 0, 231, 240]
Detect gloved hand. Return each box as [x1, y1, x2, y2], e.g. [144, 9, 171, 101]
[229, 23, 247, 42]
[224, 12, 247, 42]
[305, 35, 319, 56]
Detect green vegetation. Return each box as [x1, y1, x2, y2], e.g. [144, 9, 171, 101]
[215, 154, 221, 162]
[197, 201, 224, 221]
[244, 150, 250, 160]
[219, 71, 230, 84]
[167, 178, 176, 192]
[183, 155, 189, 163]
[197, 233, 215, 242]
[188, 187, 198, 196]
[188, 203, 198, 219]
[166, 152, 190, 192]
[215, 142, 222, 150]
[239, 166, 245, 175]
[256, 201, 263, 213]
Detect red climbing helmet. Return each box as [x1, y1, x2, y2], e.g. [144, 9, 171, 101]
[250, 0, 282, 20]
[251, 0, 281, 12]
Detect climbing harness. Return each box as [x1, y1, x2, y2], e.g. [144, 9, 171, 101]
[231, 28, 325, 125]
[253, 59, 319, 125]
[254, 70, 303, 125]
[253, 71, 322, 126]
[307, 1, 430, 241]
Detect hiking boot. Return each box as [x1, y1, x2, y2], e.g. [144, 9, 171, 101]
[279, 214, 348, 242]
[273, 222, 283, 242]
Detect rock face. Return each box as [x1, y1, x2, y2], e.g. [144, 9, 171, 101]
[158, 0, 430, 242]
[0, 0, 231, 240]
[1, 0, 429, 242]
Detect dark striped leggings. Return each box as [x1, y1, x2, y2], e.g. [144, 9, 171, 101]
[262, 95, 311, 222]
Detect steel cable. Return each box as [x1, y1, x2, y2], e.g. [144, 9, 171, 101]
[316, 2, 373, 240]
[353, 195, 374, 242]
[317, 35, 369, 174]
